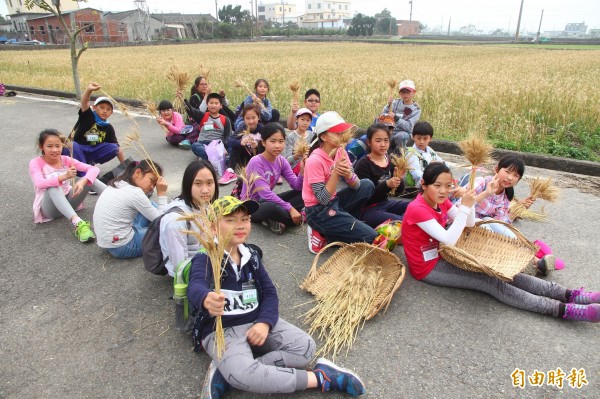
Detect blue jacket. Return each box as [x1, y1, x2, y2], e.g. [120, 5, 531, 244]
[188, 243, 279, 349]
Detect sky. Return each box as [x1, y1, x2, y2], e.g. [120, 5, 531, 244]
[2, 0, 599, 33]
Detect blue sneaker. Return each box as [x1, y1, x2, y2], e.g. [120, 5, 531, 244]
[201, 361, 229, 399]
[179, 139, 191, 150]
[313, 358, 366, 396]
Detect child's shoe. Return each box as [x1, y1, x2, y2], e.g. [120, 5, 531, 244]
[313, 358, 366, 396]
[533, 239, 552, 258]
[200, 361, 229, 399]
[75, 221, 95, 243]
[569, 287, 600, 305]
[562, 303, 600, 323]
[218, 169, 238, 185]
[261, 219, 286, 235]
[179, 139, 191, 150]
[555, 257, 565, 270]
[536, 255, 555, 277]
[307, 225, 327, 255]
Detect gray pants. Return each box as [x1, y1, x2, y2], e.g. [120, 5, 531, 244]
[423, 260, 567, 317]
[202, 318, 315, 394]
[41, 179, 106, 221]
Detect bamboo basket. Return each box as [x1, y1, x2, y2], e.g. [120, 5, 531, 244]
[300, 242, 406, 320]
[438, 220, 538, 282]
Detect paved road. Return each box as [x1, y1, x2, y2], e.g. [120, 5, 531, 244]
[1, 94, 598, 399]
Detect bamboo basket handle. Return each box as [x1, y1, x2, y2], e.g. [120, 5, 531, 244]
[305, 241, 349, 282]
[473, 219, 537, 251]
[440, 244, 498, 277]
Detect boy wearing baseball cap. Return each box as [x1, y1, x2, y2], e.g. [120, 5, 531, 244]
[188, 196, 366, 398]
[283, 107, 316, 175]
[65, 82, 125, 166]
[381, 79, 421, 151]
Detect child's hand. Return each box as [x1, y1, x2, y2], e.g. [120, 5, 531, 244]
[251, 94, 261, 104]
[61, 166, 77, 182]
[175, 90, 183, 99]
[156, 117, 167, 126]
[450, 186, 467, 199]
[246, 322, 269, 346]
[205, 84, 212, 94]
[484, 176, 500, 197]
[155, 176, 168, 196]
[299, 157, 306, 174]
[521, 197, 535, 209]
[203, 292, 225, 317]
[72, 178, 88, 197]
[249, 139, 258, 149]
[218, 89, 226, 98]
[289, 208, 302, 225]
[291, 100, 299, 113]
[387, 95, 394, 105]
[386, 176, 402, 189]
[334, 157, 352, 179]
[87, 82, 101, 92]
[462, 189, 477, 208]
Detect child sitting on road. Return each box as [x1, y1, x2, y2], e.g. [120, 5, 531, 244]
[303, 111, 378, 254]
[234, 78, 279, 131]
[380, 79, 421, 151]
[354, 123, 410, 228]
[220, 105, 264, 185]
[93, 160, 168, 259]
[188, 196, 366, 398]
[241, 123, 304, 235]
[283, 108, 315, 175]
[30, 129, 106, 242]
[63, 82, 125, 166]
[156, 100, 187, 148]
[405, 121, 445, 191]
[185, 93, 232, 161]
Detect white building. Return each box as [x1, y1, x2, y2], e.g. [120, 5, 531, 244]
[300, 0, 351, 28]
[258, 2, 298, 24]
[4, 0, 79, 15]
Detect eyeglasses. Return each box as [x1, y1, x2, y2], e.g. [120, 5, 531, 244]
[306, 99, 320, 103]
[399, 89, 413, 94]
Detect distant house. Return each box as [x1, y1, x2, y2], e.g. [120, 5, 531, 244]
[396, 20, 420, 36]
[564, 22, 587, 37]
[105, 10, 164, 42]
[26, 8, 128, 44]
[301, 0, 352, 28]
[257, 2, 299, 24]
[151, 13, 216, 39]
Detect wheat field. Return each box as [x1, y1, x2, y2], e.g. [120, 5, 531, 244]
[1, 42, 599, 159]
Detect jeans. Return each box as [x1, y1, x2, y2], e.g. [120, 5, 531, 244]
[305, 179, 377, 244]
[360, 199, 410, 228]
[62, 142, 119, 165]
[190, 140, 212, 159]
[251, 190, 305, 226]
[107, 212, 150, 259]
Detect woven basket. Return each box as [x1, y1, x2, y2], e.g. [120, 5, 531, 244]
[438, 220, 538, 282]
[300, 242, 406, 320]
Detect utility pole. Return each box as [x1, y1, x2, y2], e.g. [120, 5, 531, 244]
[215, 0, 218, 22]
[249, 0, 253, 39]
[408, 1, 413, 35]
[515, 0, 524, 42]
[447, 17, 451, 36]
[535, 9, 544, 44]
[282, 0, 285, 26]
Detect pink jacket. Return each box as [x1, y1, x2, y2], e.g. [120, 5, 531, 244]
[29, 156, 100, 223]
[164, 111, 185, 136]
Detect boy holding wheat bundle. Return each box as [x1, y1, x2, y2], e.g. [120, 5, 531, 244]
[380, 79, 421, 151]
[283, 108, 315, 175]
[188, 196, 366, 398]
[287, 88, 322, 132]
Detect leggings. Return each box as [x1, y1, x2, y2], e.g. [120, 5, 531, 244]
[251, 190, 304, 226]
[41, 179, 107, 221]
[202, 318, 315, 394]
[422, 259, 567, 317]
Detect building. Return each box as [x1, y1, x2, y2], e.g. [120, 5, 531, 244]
[564, 22, 587, 37]
[150, 13, 216, 39]
[3, 0, 79, 15]
[257, 2, 297, 24]
[26, 8, 128, 44]
[105, 10, 164, 42]
[396, 20, 420, 36]
[301, 0, 352, 28]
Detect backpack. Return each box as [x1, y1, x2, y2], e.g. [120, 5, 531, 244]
[141, 206, 189, 275]
[199, 112, 227, 132]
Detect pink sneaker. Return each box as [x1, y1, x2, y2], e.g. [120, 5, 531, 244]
[307, 225, 327, 254]
[562, 303, 600, 323]
[218, 170, 238, 185]
[569, 287, 600, 305]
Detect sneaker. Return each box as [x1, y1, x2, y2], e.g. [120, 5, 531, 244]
[536, 255, 555, 277]
[569, 287, 600, 305]
[313, 358, 366, 397]
[179, 139, 191, 150]
[75, 220, 95, 243]
[562, 303, 600, 323]
[261, 219, 286, 235]
[200, 361, 229, 399]
[218, 170, 238, 185]
[307, 225, 327, 255]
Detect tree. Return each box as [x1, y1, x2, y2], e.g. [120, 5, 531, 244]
[218, 5, 248, 24]
[374, 9, 395, 35]
[25, 0, 90, 99]
[347, 13, 376, 37]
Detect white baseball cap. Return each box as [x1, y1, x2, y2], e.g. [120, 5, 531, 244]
[295, 107, 313, 118]
[314, 111, 356, 135]
[93, 96, 114, 108]
[399, 80, 416, 92]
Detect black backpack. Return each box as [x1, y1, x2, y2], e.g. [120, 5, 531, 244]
[142, 207, 189, 275]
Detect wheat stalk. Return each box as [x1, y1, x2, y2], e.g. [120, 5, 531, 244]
[289, 81, 301, 103]
[99, 89, 135, 124]
[386, 79, 398, 103]
[166, 65, 190, 115]
[389, 149, 412, 196]
[234, 165, 265, 200]
[293, 137, 310, 160]
[198, 64, 210, 81]
[143, 99, 168, 133]
[178, 207, 232, 359]
[510, 178, 559, 221]
[234, 79, 266, 110]
[328, 127, 357, 157]
[509, 199, 549, 221]
[458, 136, 492, 189]
[121, 128, 161, 177]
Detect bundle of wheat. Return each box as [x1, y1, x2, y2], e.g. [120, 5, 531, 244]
[143, 100, 168, 133]
[386, 79, 398, 102]
[458, 136, 492, 189]
[289, 81, 301, 103]
[510, 177, 559, 221]
[293, 138, 310, 160]
[166, 65, 190, 115]
[390, 149, 411, 196]
[234, 165, 265, 199]
[121, 129, 161, 177]
[179, 207, 232, 359]
[509, 199, 549, 221]
[198, 64, 210, 81]
[329, 127, 357, 157]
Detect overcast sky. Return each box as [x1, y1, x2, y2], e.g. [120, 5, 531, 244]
[2, 1, 599, 33]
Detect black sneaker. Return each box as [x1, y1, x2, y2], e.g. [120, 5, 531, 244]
[261, 219, 286, 235]
[313, 358, 366, 396]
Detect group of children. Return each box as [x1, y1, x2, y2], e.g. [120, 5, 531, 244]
[28, 78, 600, 399]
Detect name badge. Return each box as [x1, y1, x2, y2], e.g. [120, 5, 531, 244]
[204, 122, 215, 131]
[421, 243, 439, 262]
[86, 134, 99, 142]
[241, 281, 257, 304]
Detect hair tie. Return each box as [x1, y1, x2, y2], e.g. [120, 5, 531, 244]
[134, 160, 140, 166]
